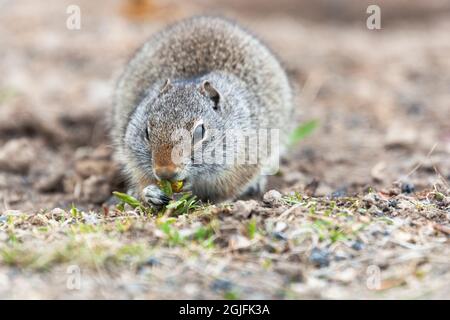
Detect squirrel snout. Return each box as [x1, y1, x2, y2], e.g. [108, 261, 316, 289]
[153, 165, 179, 181]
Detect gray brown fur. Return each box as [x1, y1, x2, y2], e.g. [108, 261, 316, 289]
[112, 16, 294, 205]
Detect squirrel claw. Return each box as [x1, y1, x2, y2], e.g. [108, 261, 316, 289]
[142, 185, 171, 208]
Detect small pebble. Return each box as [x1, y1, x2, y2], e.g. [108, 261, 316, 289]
[351, 240, 364, 251]
[401, 182, 415, 194]
[143, 257, 160, 267]
[388, 199, 398, 208]
[309, 248, 330, 268]
[263, 190, 283, 206]
[331, 188, 347, 198]
[232, 200, 258, 217]
[363, 193, 379, 205]
[272, 231, 287, 241]
[334, 254, 349, 262]
[211, 279, 233, 292]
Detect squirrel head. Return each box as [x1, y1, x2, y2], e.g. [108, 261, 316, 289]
[124, 74, 252, 183]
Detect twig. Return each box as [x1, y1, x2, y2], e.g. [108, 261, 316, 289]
[394, 142, 437, 184]
[277, 202, 302, 220]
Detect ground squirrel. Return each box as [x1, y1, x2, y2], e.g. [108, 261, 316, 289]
[113, 16, 294, 207]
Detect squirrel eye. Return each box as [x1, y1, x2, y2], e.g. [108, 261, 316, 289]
[192, 123, 205, 144]
[145, 126, 150, 140]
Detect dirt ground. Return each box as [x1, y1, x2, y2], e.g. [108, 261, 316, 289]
[0, 0, 449, 299]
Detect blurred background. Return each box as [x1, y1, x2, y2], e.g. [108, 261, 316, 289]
[0, 0, 449, 211]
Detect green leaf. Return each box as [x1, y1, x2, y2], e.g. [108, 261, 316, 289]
[166, 193, 199, 215]
[70, 203, 81, 219]
[166, 193, 190, 209]
[112, 191, 142, 209]
[289, 120, 318, 146]
[158, 180, 173, 196]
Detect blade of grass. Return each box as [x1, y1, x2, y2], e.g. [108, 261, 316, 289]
[112, 191, 142, 209]
[289, 120, 318, 146]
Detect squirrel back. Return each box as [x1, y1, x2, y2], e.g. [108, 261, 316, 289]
[113, 16, 292, 145]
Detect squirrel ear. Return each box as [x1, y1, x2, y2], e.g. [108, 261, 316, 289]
[200, 80, 220, 110]
[159, 79, 172, 95]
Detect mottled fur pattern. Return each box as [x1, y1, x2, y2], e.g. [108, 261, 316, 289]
[112, 16, 293, 205]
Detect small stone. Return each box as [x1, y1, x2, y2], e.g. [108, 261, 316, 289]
[274, 263, 302, 282]
[49, 208, 69, 221]
[82, 212, 99, 225]
[183, 283, 200, 296]
[401, 182, 415, 194]
[29, 214, 48, 226]
[272, 231, 288, 241]
[363, 193, 379, 205]
[0, 138, 35, 174]
[368, 205, 384, 217]
[232, 200, 258, 217]
[351, 240, 364, 251]
[274, 221, 287, 232]
[331, 188, 347, 198]
[309, 248, 330, 268]
[334, 254, 349, 262]
[211, 279, 233, 292]
[143, 257, 160, 267]
[263, 190, 283, 206]
[228, 234, 252, 250]
[388, 199, 398, 208]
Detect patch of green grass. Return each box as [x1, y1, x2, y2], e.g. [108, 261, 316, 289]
[307, 201, 318, 215]
[0, 237, 154, 271]
[288, 119, 318, 146]
[193, 225, 216, 249]
[113, 189, 200, 216]
[155, 217, 218, 248]
[247, 219, 257, 240]
[0, 245, 38, 268]
[279, 195, 376, 245]
[193, 226, 212, 241]
[70, 223, 100, 234]
[329, 228, 347, 243]
[158, 219, 184, 246]
[166, 193, 200, 216]
[309, 218, 350, 244]
[282, 192, 304, 205]
[115, 218, 132, 233]
[115, 243, 148, 264]
[224, 290, 240, 300]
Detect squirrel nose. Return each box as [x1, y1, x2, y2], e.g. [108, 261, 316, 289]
[154, 166, 178, 181]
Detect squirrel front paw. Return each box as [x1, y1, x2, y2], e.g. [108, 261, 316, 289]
[142, 185, 171, 208]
